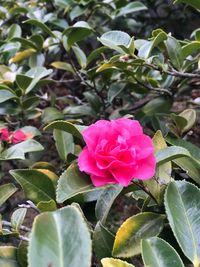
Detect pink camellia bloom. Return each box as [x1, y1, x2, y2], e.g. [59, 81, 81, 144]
[0, 128, 11, 142]
[78, 118, 156, 187]
[12, 130, 28, 144]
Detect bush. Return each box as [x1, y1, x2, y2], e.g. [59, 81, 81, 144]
[0, 0, 200, 266]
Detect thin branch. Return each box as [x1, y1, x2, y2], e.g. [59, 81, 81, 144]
[2, 220, 31, 232]
[18, 200, 40, 213]
[145, 63, 200, 79]
[132, 181, 159, 205]
[134, 77, 172, 96]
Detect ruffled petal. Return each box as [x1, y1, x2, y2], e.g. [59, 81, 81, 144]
[90, 174, 117, 187]
[132, 155, 156, 180]
[78, 147, 109, 177]
[110, 166, 135, 186]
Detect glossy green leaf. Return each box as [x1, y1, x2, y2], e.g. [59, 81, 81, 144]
[174, 157, 200, 184]
[142, 237, 184, 267]
[72, 45, 87, 69]
[165, 36, 183, 69]
[56, 163, 97, 203]
[0, 140, 44, 160]
[17, 241, 28, 267]
[93, 222, 115, 260]
[0, 246, 19, 267]
[153, 130, 172, 182]
[156, 146, 191, 165]
[0, 89, 17, 103]
[10, 169, 55, 204]
[37, 199, 57, 212]
[98, 31, 131, 53]
[51, 61, 75, 73]
[166, 136, 200, 164]
[0, 184, 17, 207]
[9, 49, 36, 64]
[182, 41, 200, 59]
[112, 212, 165, 258]
[42, 107, 64, 124]
[63, 21, 92, 49]
[95, 185, 123, 223]
[44, 120, 84, 140]
[24, 19, 56, 38]
[108, 83, 125, 102]
[11, 208, 27, 232]
[16, 67, 53, 94]
[145, 131, 171, 205]
[117, 2, 147, 17]
[10, 37, 38, 50]
[53, 129, 74, 161]
[7, 24, 22, 40]
[28, 206, 92, 267]
[165, 181, 200, 265]
[179, 109, 196, 134]
[101, 258, 135, 267]
[174, 0, 200, 10]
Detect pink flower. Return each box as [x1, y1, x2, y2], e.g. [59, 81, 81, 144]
[0, 128, 11, 142]
[12, 130, 28, 144]
[78, 118, 156, 187]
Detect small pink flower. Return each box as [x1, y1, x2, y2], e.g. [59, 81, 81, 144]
[12, 130, 28, 144]
[0, 128, 11, 142]
[78, 118, 156, 187]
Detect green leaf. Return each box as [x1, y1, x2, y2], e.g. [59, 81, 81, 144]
[173, 157, 200, 184]
[144, 131, 171, 205]
[7, 24, 22, 40]
[93, 222, 115, 260]
[143, 97, 172, 115]
[117, 2, 147, 17]
[9, 49, 36, 64]
[37, 199, 57, 212]
[62, 21, 93, 49]
[142, 237, 184, 267]
[182, 41, 200, 59]
[165, 36, 183, 70]
[165, 181, 200, 265]
[42, 107, 64, 124]
[95, 185, 123, 223]
[0, 140, 44, 160]
[53, 129, 75, 161]
[98, 31, 131, 53]
[108, 83, 125, 102]
[10, 37, 38, 50]
[0, 184, 17, 207]
[51, 61, 75, 73]
[17, 241, 28, 267]
[174, 0, 200, 10]
[138, 31, 167, 58]
[28, 206, 92, 267]
[10, 169, 55, 204]
[179, 109, 196, 134]
[101, 258, 135, 267]
[166, 136, 200, 164]
[11, 208, 27, 232]
[0, 89, 17, 103]
[56, 163, 97, 203]
[0, 246, 19, 267]
[166, 136, 200, 163]
[156, 146, 191, 165]
[44, 120, 84, 140]
[24, 19, 56, 38]
[16, 67, 53, 94]
[72, 45, 87, 69]
[112, 212, 165, 258]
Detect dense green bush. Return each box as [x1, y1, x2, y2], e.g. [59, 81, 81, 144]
[0, 0, 200, 266]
